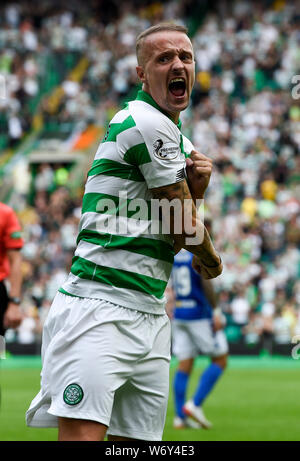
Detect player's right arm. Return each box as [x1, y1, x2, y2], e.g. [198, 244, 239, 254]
[3, 249, 23, 329]
[2, 204, 24, 329]
[201, 277, 225, 330]
[201, 278, 217, 308]
[150, 179, 222, 279]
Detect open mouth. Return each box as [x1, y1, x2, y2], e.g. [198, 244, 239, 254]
[168, 78, 186, 97]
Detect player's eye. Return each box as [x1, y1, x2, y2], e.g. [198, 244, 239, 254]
[181, 54, 192, 62]
[158, 55, 170, 63]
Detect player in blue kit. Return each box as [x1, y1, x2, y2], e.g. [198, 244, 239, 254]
[168, 247, 228, 429]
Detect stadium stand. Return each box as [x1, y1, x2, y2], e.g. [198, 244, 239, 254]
[0, 0, 299, 356]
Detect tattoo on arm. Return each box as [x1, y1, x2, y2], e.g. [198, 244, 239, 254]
[150, 180, 219, 265]
[151, 179, 191, 202]
[151, 179, 196, 231]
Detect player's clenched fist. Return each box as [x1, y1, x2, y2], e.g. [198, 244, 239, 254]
[3, 303, 23, 329]
[185, 150, 213, 199]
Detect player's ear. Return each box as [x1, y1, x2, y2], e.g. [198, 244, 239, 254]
[136, 65, 146, 83]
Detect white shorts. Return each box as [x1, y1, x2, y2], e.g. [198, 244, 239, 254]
[172, 318, 228, 361]
[26, 292, 171, 441]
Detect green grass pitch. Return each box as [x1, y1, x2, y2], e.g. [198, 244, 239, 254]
[0, 355, 299, 441]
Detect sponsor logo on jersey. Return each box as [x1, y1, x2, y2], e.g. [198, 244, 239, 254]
[63, 383, 84, 405]
[153, 139, 179, 160]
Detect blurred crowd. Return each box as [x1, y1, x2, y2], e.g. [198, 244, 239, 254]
[0, 0, 299, 352]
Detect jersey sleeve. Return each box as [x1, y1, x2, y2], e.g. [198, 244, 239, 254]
[130, 104, 186, 189]
[182, 134, 195, 157]
[3, 208, 24, 250]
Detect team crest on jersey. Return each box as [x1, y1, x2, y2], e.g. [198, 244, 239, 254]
[153, 139, 179, 160]
[63, 383, 84, 405]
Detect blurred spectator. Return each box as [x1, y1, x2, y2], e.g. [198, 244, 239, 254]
[17, 305, 40, 345]
[230, 286, 251, 326]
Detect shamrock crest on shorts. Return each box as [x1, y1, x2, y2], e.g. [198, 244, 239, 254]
[63, 383, 84, 405]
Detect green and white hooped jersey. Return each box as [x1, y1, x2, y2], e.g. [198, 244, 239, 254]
[60, 90, 194, 314]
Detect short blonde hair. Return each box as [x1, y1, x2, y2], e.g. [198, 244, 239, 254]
[136, 22, 189, 66]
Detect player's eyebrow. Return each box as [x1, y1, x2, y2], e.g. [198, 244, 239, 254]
[178, 49, 193, 57]
[156, 49, 193, 59]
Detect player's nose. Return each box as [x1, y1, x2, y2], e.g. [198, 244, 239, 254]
[172, 54, 185, 71]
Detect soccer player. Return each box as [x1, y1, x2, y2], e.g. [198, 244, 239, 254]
[170, 248, 228, 430]
[26, 23, 222, 441]
[0, 202, 24, 337]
